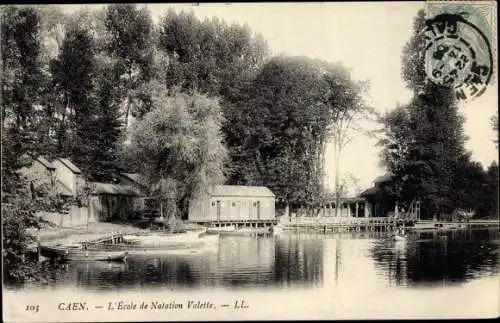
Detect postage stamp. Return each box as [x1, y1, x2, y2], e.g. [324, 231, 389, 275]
[423, 1, 496, 101]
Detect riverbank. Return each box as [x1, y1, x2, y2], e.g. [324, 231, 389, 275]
[29, 219, 207, 246]
[28, 222, 149, 246]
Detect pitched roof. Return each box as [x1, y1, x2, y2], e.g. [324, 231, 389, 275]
[90, 182, 139, 196]
[119, 172, 149, 188]
[36, 156, 55, 169]
[120, 172, 139, 181]
[360, 187, 377, 197]
[56, 158, 82, 174]
[209, 185, 275, 197]
[374, 172, 393, 183]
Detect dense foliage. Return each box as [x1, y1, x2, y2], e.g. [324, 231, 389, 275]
[378, 10, 498, 218]
[224, 56, 368, 208]
[128, 91, 227, 219]
[3, 5, 496, 285]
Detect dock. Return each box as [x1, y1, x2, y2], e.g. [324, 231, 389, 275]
[277, 217, 499, 232]
[278, 217, 398, 232]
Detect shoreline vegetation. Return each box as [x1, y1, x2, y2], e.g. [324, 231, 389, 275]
[2, 4, 498, 286]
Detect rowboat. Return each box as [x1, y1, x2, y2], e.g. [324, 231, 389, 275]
[40, 244, 128, 262]
[85, 234, 219, 256]
[206, 225, 237, 234]
[411, 221, 463, 231]
[121, 229, 207, 247]
[412, 221, 437, 230]
[209, 227, 272, 236]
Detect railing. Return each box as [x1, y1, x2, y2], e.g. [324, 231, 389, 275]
[280, 216, 394, 225]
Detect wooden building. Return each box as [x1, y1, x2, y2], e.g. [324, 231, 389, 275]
[118, 173, 148, 192]
[89, 182, 140, 222]
[188, 185, 276, 225]
[51, 157, 85, 197]
[360, 172, 397, 217]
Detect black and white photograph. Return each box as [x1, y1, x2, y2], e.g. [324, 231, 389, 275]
[1, 2, 498, 321]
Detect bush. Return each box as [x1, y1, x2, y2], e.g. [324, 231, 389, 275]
[2, 193, 39, 284]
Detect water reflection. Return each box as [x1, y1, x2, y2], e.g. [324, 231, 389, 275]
[370, 228, 499, 287]
[24, 229, 500, 292]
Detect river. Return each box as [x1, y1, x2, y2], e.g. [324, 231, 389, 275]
[4, 228, 499, 321]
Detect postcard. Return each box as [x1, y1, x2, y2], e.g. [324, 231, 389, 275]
[2, 2, 498, 322]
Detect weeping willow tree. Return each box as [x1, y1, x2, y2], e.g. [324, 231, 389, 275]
[128, 86, 227, 226]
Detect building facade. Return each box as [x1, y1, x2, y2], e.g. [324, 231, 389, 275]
[360, 172, 397, 217]
[51, 158, 85, 197]
[89, 182, 140, 222]
[188, 185, 276, 224]
[19, 156, 55, 189]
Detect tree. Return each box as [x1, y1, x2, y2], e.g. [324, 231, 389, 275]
[378, 10, 474, 218]
[401, 9, 428, 94]
[319, 61, 371, 216]
[484, 162, 499, 218]
[89, 66, 123, 181]
[157, 8, 269, 98]
[223, 56, 365, 213]
[105, 4, 155, 131]
[1, 6, 50, 284]
[224, 56, 325, 208]
[379, 87, 469, 217]
[50, 23, 98, 174]
[1, 6, 46, 186]
[128, 89, 227, 220]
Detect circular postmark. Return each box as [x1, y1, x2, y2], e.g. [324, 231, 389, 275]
[423, 14, 493, 101]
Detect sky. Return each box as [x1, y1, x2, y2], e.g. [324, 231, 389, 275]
[60, 2, 498, 192]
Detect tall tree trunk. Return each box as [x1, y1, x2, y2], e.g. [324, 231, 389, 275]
[334, 141, 341, 218]
[124, 93, 131, 133]
[57, 99, 68, 153]
[123, 68, 134, 133]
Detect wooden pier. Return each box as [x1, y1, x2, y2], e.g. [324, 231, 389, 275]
[202, 219, 278, 229]
[278, 216, 398, 232]
[278, 216, 498, 232]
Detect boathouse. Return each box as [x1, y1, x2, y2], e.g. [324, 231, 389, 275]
[89, 182, 140, 222]
[188, 185, 276, 225]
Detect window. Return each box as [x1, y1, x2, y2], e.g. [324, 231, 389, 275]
[232, 202, 236, 207]
[211, 201, 216, 207]
[253, 202, 257, 207]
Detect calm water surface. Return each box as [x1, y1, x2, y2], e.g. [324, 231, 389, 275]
[6, 228, 500, 320]
[30, 228, 498, 291]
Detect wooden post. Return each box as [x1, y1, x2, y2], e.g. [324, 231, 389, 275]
[355, 201, 359, 218]
[87, 198, 90, 232]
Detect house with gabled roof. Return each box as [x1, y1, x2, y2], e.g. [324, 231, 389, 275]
[88, 182, 140, 221]
[360, 172, 396, 217]
[20, 155, 146, 226]
[19, 156, 56, 189]
[188, 185, 276, 225]
[51, 158, 85, 198]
